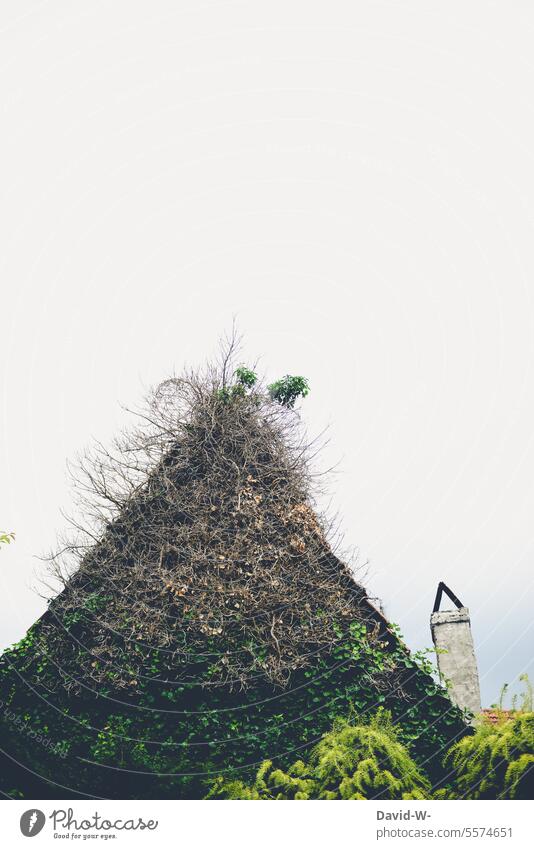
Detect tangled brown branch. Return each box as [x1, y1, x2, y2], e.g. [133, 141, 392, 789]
[42, 339, 383, 695]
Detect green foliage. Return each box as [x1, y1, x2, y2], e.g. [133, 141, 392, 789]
[493, 673, 533, 713]
[0, 616, 464, 799]
[0, 531, 15, 548]
[442, 712, 534, 799]
[207, 710, 431, 800]
[82, 592, 112, 613]
[497, 682, 509, 710]
[216, 365, 258, 403]
[216, 367, 310, 410]
[92, 715, 133, 763]
[268, 375, 310, 408]
[518, 674, 534, 713]
[234, 366, 258, 388]
[207, 759, 315, 800]
[216, 385, 243, 403]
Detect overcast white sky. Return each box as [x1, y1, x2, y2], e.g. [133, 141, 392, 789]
[1, 1, 533, 707]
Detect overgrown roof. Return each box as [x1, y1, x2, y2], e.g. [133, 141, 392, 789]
[0, 343, 466, 798]
[35, 351, 389, 692]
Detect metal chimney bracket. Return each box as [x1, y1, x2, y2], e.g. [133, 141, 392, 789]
[432, 581, 464, 613]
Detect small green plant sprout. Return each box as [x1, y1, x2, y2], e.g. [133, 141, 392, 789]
[267, 375, 310, 408]
[0, 531, 15, 548]
[234, 366, 258, 388]
[496, 682, 509, 711]
[388, 626, 448, 683]
[493, 674, 533, 713]
[216, 366, 258, 403]
[519, 674, 533, 713]
[412, 646, 447, 678]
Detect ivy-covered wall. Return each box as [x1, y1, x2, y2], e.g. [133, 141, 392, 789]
[0, 617, 466, 799]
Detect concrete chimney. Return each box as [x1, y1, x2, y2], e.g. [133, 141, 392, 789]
[430, 582, 481, 717]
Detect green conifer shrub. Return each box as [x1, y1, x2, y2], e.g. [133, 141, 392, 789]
[442, 712, 534, 799]
[206, 710, 431, 800]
